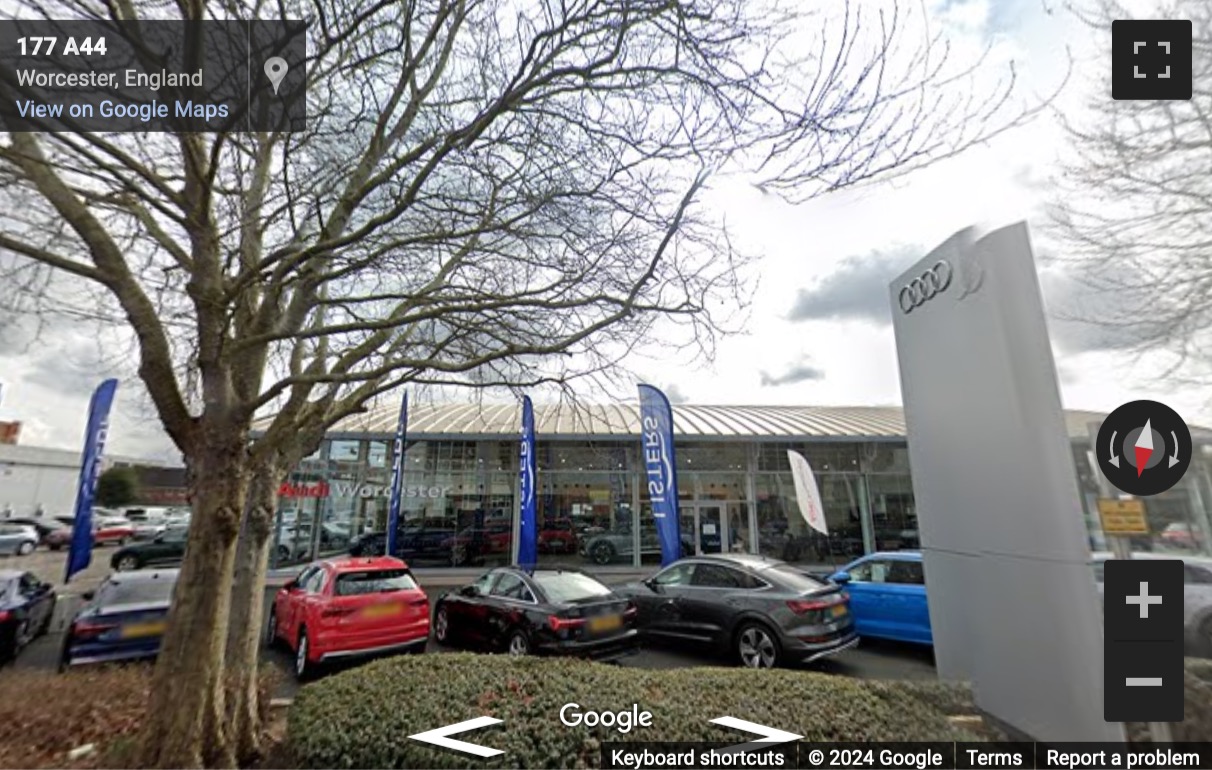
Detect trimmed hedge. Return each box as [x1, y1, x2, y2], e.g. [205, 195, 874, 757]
[1186, 657, 1212, 686]
[287, 653, 983, 769]
[867, 679, 976, 717]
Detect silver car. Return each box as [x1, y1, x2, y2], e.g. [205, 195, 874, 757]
[0, 524, 39, 556]
[1092, 551, 1212, 657]
[579, 525, 695, 565]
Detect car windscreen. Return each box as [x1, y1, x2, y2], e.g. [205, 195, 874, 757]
[533, 572, 613, 603]
[99, 577, 177, 606]
[763, 564, 829, 592]
[334, 569, 418, 596]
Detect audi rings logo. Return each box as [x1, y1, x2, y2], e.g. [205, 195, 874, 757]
[898, 260, 953, 313]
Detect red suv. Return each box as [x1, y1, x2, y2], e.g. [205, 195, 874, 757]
[538, 519, 578, 553]
[267, 556, 430, 679]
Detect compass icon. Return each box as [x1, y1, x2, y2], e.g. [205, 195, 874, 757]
[1096, 400, 1192, 496]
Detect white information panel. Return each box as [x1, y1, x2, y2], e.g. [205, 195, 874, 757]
[889, 223, 1121, 741]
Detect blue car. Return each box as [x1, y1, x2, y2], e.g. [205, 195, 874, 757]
[59, 569, 178, 669]
[828, 551, 932, 645]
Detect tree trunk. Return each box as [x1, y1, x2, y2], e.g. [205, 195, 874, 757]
[139, 433, 248, 769]
[224, 457, 282, 765]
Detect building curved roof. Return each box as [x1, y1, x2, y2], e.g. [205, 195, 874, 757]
[292, 402, 1139, 442]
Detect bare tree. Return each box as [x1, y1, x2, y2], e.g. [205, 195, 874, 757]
[0, 0, 1030, 766]
[1049, 0, 1212, 377]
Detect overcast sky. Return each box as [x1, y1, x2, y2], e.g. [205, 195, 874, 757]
[1, 0, 1201, 462]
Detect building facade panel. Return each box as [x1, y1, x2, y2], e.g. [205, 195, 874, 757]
[265, 406, 1212, 572]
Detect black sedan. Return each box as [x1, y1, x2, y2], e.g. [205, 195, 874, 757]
[0, 569, 57, 664]
[615, 553, 858, 669]
[111, 528, 188, 571]
[433, 567, 638, 661]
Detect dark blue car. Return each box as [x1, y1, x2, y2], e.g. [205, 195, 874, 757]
[1, 570, 57, 664]
[829, 551, 932, 645]
[60, 569, 178, 669]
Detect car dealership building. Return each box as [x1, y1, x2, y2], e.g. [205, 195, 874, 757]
[267, 403, 1212, 571]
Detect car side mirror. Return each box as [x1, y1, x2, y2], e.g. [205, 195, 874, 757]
[81, 590, 95, 601]
[460, 585, 478, 597]
[830, 571, 852, 585]
[283, 580, 299, 591]
[643, 578, 660, 592]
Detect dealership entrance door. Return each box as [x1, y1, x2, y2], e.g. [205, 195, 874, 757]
[679, 503, 725, 555]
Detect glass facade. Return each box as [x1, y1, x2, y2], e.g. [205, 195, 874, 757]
[269, 436, 1212, 570]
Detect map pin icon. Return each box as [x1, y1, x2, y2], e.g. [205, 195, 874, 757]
[265, 56, 288, 96]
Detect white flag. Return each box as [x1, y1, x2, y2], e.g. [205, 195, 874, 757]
[787, 450, 828, 535]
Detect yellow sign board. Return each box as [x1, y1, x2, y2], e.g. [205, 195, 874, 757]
[1097, 498, 1148, 535]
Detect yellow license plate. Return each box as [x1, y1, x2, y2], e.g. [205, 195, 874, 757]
[120, 621, 166, 638]
[830, 604, 848, 618]
[588, 614, 623, 633]
[362, 603, 403, 619]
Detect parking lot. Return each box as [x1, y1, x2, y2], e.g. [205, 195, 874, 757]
[2, 548, 937, 697]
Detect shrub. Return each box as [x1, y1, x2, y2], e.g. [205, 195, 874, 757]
[1186, 657, 1212, 686]
[869, 679, 975, 716]
[287, 653, 983, 769]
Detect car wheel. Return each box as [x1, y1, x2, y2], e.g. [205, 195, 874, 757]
[15, 619, 30, 648]
[451, 545, 468, 567]
[295, 628, 313, 681]
[116, 555, 140, 572]
[506, 628, 531, 656]
[590, 541, 614, 565]
[434, 605, 451, 645]
[49, 544, 62, 552]
[735, 622, 781, 669]
[265, 608, 280, 649]
[16, 541, 34, 556]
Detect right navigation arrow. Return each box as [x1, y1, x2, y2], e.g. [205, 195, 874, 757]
[710, 716, 802, 754]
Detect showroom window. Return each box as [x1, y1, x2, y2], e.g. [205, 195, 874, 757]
[753, 472, 863, 568]
[329, 440, 362, 464]
[866, 474, 917, 551]
[480, 441, 514, 472]
[539, 471, 632, 568]
[756, 442, 861, 473]
[859, 442, 910, 473]
[675, 443, 748, 472]
[539, 442, 631, 472]
[367, 441, 389, 468]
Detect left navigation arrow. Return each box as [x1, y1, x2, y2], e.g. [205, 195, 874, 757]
[409, 716, 504, 758]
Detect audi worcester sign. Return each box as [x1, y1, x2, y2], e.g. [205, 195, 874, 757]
[277, 481, 451, 499]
